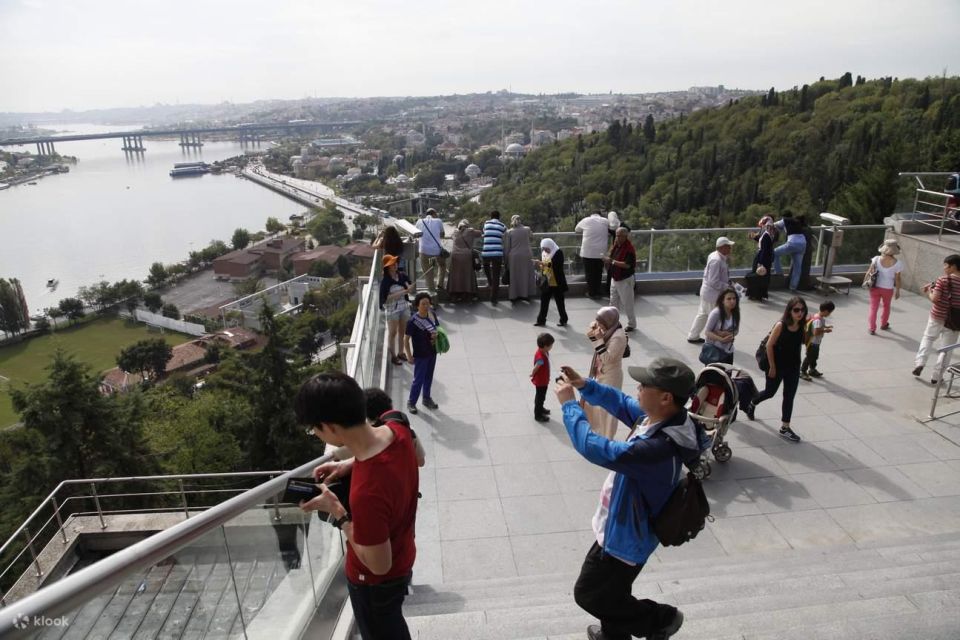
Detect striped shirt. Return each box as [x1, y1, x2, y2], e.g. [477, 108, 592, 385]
[931, 274, 960, 324]
[481, 219, 507, 258]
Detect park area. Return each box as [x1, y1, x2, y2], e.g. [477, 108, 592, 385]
[0, 316, 191, 429]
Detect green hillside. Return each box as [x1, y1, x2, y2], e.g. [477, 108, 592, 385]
[463, 74, 960, 231]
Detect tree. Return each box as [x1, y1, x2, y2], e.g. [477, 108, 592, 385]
[335, 255, 353, 279]
[34, 316, 51, 333]
[58, 297, 85, 323]
[233, 276, 263, 297]
[0, 278, 29, 335]
[115, 279, 145, 314]
[143, 291, 163, 314]
[232, 228, 251, 250]
[9, 350, 156, 480]
[309, 260, 337, 277]
[117, 338, 173, 381]
[643, 115, 656, 142]
[161, 303, 180, 320]
[146, 262, 168, 288]
[265, 217, 285, 234]
[309, 207, 348, 245]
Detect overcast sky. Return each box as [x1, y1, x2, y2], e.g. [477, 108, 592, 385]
[1, 0, 957, 112]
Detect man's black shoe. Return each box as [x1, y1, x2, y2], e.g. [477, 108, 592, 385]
[558, 321, 568, 327]
[586, 625, 607, 640]
[423, 398, 439, 410]
[533, 321, 546, 327]
[407, 404, 418, 415]
[649, 610, 684, 640]
[744, 402, 756, 421]
[687, 337, 705, 344]
[912, 365, 923, 377]
[534, 414, 549, 422]
[541, 408, 551, 415]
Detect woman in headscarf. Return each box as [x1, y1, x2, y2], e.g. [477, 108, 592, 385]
[533, 238, 568, 327]
[746, 215, 775, 301]
[447, 219, 481, 302]
[583, 306, 627, 438]
[866, 239, 904, 335]
[502, 214, 538, 301]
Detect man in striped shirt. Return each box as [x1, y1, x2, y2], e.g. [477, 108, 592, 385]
[482, 210, 507, 305]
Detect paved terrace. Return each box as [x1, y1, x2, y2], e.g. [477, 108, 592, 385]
[385, 286, 960, 586]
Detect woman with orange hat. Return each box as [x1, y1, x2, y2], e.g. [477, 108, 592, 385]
[379, 254, 413, 365]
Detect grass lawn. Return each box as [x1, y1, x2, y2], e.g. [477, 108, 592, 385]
[0, 316, 191, 428]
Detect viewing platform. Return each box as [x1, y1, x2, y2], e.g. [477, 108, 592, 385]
[4, 209, 960, 639]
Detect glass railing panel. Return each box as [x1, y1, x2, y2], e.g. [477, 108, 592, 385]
[218, 501, 342, 640]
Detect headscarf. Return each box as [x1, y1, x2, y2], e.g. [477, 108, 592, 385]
[510, 214, 521, 227]
[878, 239, 901, 256]
[595, 306, 621, 342]
[540, 238, 559, 260]
[607, 211, 621, 231]
[457, 218, 470, 231]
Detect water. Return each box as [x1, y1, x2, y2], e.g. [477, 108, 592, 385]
[0, 123, 306, 316]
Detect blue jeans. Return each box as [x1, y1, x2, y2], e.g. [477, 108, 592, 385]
[772, 237, 806, 290]
[409, 354, 437, 405]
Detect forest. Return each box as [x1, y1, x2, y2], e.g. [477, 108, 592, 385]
[459, 74, 960, 233]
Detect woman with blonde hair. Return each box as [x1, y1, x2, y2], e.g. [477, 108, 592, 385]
[866, 239, 904, 335]
[583, 306, 627, 438]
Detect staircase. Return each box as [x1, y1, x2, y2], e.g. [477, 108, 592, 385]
[402, 533, 960, 640]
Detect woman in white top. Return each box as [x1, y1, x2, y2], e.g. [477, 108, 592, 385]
[702, 288, 740, 365]
[867, 240, 904, 335]
[583, 306, 627, 438]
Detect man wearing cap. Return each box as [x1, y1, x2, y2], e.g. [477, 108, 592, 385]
[415, 208, 447, 293]
[556, 357, 699, 640]
[687, 237, 735, 344]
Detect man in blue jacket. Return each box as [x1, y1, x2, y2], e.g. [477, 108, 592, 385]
[556, 357, 699, 640]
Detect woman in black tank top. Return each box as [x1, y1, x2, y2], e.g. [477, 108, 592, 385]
[745, 296, 808, 443]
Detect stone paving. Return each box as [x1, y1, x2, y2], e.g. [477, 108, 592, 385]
[385, 286, 960, 586]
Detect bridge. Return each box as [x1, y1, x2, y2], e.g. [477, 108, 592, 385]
[0, 121, 363, 156]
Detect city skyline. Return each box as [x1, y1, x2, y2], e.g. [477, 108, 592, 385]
[0, 0, 957, 113]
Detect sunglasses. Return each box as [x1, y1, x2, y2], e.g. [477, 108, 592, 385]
[791, 307, 805, 313]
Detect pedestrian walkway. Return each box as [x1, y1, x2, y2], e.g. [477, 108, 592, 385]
[385, 286, 960, 603]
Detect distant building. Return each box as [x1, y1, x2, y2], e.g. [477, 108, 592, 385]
[530, 129, 555, 147]
[465, 164, 481, 180]
[290, 243, 376, 276]
[504, 143, 526, 160]
[213, 237, 305, 280]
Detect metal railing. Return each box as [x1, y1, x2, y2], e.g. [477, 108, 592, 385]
[420, 224, 885, 290]
[897, 172, 960, 242]
[928, 341, 960, 419]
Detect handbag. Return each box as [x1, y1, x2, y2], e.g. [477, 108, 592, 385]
[861, 257, 878, 289]
[699, 343, 725, 365]
[755, 321, 780, 372]
[472, 251, 482, 272]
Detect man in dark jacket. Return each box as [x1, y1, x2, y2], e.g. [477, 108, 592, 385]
[556, 357, 698, 640]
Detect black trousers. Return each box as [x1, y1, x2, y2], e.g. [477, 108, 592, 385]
[583, 258, 604, 297]
[802, 343, 820, 372]
[573, 542, 676, 640]
[348, 574, 412, 640]
[534, 385, 548, 416]
[482, 256, 503, 303]
[752, 367, 800, 423]
[537, 287, 568, 324]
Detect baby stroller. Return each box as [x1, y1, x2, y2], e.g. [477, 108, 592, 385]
[688, 363, 757, 477]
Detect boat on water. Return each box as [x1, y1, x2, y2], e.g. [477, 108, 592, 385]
[169, 166, 209, 177]
[173, 162, 209, 169]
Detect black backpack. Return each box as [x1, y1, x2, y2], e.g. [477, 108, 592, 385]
[650, 470, 710, 547]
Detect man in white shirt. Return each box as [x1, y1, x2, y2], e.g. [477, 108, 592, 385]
[576, 211, 611, 298]
[415, 208, 447, 293]
[687, 237, 734, 344]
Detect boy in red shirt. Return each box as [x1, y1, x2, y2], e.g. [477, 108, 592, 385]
[531, 332, 556, 422]
[295, 372, 419, 640]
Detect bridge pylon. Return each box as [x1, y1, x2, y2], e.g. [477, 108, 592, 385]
[179, 133, 203, 148]
[35, 141, 56, 156]
[121, 135, 146, 152]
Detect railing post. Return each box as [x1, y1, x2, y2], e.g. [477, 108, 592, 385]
[178, 479, 190, 519]
[23, 527, 42, 578]
[929, 376, 946, 419]
[814, 227, 825, 268]
[51, 497, 67, 544]
[939, 208, 947, 242]
[647, 229, 655, 273]
[90, 482, 106, 530]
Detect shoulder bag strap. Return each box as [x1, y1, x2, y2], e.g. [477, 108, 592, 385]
[421, 219, 443, 250]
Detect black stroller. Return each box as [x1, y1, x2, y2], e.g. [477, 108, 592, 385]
[688, 363, 757, 477]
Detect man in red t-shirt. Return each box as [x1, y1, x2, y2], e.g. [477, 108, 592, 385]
[914, 254, 960, 384]
[295, 373, 419, 640]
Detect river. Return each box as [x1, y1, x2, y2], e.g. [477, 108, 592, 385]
[0, 123, 306, 316]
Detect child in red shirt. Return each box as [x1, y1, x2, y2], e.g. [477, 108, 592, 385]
[531, 332, 555, 422]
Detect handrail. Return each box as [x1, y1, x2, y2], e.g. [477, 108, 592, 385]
[0, 453, 333, 635]
[927, 341, 960, 419]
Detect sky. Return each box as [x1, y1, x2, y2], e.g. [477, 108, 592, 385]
[0, 0, 957, 113]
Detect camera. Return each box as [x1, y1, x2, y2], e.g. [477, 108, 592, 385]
[819, 212, 851, 226]
[282, 477, 351, 517]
